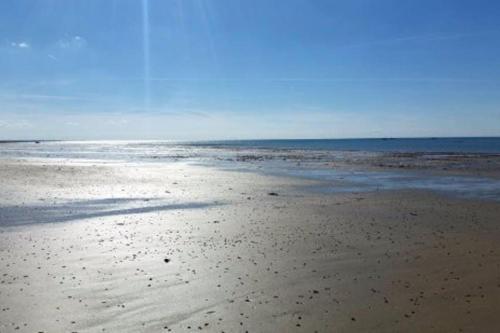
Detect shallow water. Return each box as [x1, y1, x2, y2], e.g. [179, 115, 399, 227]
[289, 168, 500, 201]
[2, 140, 500, 201]
[190, 152, 500, 201]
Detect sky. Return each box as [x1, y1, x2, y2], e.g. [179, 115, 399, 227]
[1, 0, 500, 140]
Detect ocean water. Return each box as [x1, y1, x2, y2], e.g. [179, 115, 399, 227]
[189, 137, 500, 154]
[1, 138, 500, 160]
[1, 138, 500, 201]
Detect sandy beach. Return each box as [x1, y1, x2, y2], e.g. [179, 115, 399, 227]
[2, 0, 500, 330]
[1, 154, 500, 333]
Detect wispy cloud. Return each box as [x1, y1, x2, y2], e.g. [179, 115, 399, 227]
[95, 76, 500, 84]
[0, 93, 94, 102]
[10, 41, 30, 49]
[337, 30, 500, 50]
[57, 36, 87, 50]
[119, 106, 212, 118]
[2, 36, 87, 53]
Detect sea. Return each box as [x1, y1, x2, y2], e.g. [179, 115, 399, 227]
[189, 137, 500, 154]
[1, 137, 500, 201]
[1, 137, 500, 157]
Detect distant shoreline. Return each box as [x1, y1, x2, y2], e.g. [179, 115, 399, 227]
[0, 140, 59, 144]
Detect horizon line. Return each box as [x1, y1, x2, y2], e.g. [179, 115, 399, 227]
[1, 135, 500, 144]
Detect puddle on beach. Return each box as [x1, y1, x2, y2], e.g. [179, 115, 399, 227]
[213, 159, 500, 201]
[298, 169, 500, 201]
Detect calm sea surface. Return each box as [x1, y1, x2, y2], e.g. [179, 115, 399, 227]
[1, 138, 500, 158]
[189, 137, 500, 153]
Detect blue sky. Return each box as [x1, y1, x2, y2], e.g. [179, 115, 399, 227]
[1, 0, 500, 140]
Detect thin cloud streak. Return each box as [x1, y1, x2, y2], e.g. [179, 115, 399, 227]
[0, 94, 97, 102]
[93, 77, 500, 84]
[336, 30, 500, 50]
[57, 36, 87, 49]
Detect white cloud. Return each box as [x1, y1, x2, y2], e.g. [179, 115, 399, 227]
[10, 41, 30, 49]
[57, 36, 87, 50]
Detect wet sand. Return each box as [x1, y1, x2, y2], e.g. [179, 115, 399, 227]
[1, 158, 500, 332]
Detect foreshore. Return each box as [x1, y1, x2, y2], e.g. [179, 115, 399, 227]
[1, 157, 500, 332]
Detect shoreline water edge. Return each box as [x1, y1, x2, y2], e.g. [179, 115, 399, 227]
[2, 139, 500, 200]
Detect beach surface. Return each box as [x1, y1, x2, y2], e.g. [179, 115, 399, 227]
[1, 156, 500, 332]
